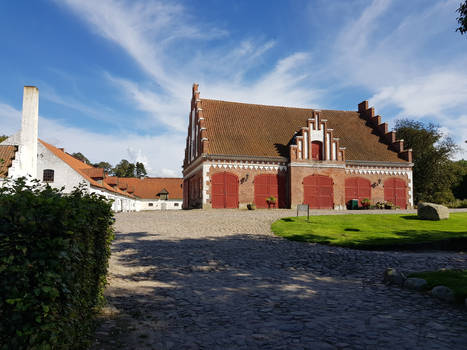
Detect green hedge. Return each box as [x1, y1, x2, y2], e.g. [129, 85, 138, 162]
[0, 178, 114, 350]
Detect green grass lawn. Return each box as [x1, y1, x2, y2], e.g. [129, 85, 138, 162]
[409, 270, 467, 303]
[271, 213, 467, 249]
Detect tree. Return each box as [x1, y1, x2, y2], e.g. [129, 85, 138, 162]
[93, 161, 113, 174]
[452, 160, 467, 199]
[135, 162, 147, 178]
[71, 152, 91, 164]
[457, 1, 467, 34]
[0, 135, 7, 143]
[112, 159, 136, 178]
[394, 119, 459, 204]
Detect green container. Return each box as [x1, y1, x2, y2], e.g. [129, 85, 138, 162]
[349, 199, 359, 210]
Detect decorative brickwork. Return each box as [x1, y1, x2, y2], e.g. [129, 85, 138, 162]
[183, 84, 414, 210]
[358, 101, 412, 162]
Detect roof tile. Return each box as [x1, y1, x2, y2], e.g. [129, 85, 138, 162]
[201, 99, 407, 163]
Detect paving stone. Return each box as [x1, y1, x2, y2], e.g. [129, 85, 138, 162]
[90, 210, 467, 350]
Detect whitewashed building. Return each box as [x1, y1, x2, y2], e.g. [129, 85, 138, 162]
[0, 86, 182, 211]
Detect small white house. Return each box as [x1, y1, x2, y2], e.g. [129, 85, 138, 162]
[1, 86, 183, 211]
[0, 86, 135, 211]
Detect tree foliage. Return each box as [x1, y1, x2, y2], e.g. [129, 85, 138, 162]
[452, 159, 467, 199]
[0, 135, 7, 143]
[111, 159, 147, 178]
[457, 0, 467, 34]
[93, 161, 113, 173]
[71, 152, 90, 164]
[0, 178, 114, 349]
[394, 119, 459, 204]
[136, 161, 147, 178]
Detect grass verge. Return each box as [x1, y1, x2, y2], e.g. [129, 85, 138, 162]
[409, 270, 467, 303]
[271, 213, 467, 249]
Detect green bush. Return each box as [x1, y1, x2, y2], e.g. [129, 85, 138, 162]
[0, 178, 114, 350]
[445, 198, 467, 208]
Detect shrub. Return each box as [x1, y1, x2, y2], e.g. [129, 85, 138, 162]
[375, 201, 385, 209]
[361, 198, 370, 209]
[0, 178, 114, 350]
[445, 198, 467, 208]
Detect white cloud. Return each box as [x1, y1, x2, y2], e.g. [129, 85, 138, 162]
[40, 119, 185, 177]
[370, 72, 467, 117]
[48, 0, 467, 173]
[1, 102, 184, 176]
[0, 102, 22, 135]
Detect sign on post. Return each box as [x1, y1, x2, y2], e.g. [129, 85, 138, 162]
[297, 204, 310, 222]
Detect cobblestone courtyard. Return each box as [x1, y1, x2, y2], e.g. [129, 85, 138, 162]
[92, 210, 467, 350]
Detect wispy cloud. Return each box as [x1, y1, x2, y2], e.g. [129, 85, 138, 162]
[50, 0, 467, 167]
[1, 101, 184, 176]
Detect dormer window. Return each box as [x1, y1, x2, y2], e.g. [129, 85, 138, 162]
[158, 188, 169, 200]
[43, 169, 54, 182]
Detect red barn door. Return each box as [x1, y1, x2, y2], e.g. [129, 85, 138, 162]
[211, 172, 238, 208]
[345, 177, 371, 206]
[384, 178, 407, 209]
[303, 175, 333, 209]
[254, 174, 287, 208]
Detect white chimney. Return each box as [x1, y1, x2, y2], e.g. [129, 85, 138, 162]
[2, 86, 39, 180]
[18, 86, 39, 177]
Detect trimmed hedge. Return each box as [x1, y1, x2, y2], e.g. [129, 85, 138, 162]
[0, 178, 114, 350]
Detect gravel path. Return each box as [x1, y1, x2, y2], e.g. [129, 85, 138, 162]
[91, 210, 467, 350]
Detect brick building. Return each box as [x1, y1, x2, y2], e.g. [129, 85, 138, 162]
[183, 84, 413, 210]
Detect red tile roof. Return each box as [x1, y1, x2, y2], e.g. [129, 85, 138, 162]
[81, 167, 105, 179]
[201, 99, 408, 163]
[0, 145, 17, 178]
[39, 140, 134, 198]
[105, 177, 183, 199]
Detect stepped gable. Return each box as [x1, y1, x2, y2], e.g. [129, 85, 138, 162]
[358, 101, 412, 162]
[199, 97, 409, 163]
[0, 145, 17, 177]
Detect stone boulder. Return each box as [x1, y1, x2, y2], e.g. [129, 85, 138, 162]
[431, 285, 455, 302]
[417, 202, 449, 220]
[404, 277, 428, 291]
[383, 268, 406, 286]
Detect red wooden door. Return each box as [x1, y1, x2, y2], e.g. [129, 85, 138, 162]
[254, 174, 286, 208]
[345, 177, 371, 206]
[311, 141, 323, 160]
[384, 178, 407, 209]
[211, 172, 238, 208]
[303, 175, 333, 209]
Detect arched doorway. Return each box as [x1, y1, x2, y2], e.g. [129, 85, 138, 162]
[303, 175, 333, 209]
[384, 178, 407, 209]
[311, 141, 323, 160]
[211, 172, 239, 208]
[345, 177, 371, 206]
[254, 174, 287, 208]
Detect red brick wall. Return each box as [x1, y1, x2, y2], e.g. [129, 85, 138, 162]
[289, 166, 346, 208]
[185, 169, 203, 209]
[205, 166, 288, 208]
[290, 165, 411, 209]
[187, 161, 412, 210]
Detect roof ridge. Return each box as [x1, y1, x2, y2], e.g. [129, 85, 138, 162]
[201, 98, 358, 113]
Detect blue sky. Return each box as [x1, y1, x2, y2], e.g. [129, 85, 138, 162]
[1, 0, 466, 176]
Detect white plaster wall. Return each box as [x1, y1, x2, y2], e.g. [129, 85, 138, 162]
[309, 129, 324, 143]
[36, 142, 87, 193]
[136, 199, 182, 211]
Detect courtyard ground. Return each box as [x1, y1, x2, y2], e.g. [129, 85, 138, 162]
[91, 209, 467, 350]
